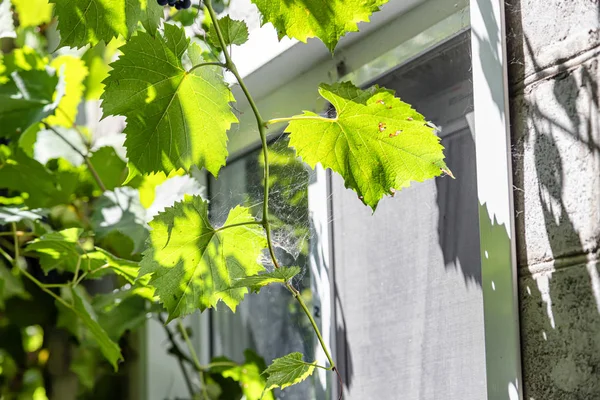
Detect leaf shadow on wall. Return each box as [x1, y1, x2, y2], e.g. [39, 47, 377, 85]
[506, 1, 600, 398]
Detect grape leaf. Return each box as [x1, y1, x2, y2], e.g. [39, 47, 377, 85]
[231, 266, 300, 293]
[286, 81, 450, 210]
[56, 287, 122, 370]
[25, 228, 93, 273]
[0, 260, 30, 309]
[0, 0, 16, 39]
[0, 69, 65, 138]
[208, 16, 249, 48]
[0, 207, 46, 224]
[51, 0, 163, 48]
[139, 195, 266, 320]
[88, 146, 127, 190]
[263, 352, 316, 393]
[251, 0, 387, 52]
[211, 350, 273, 400]
[45, 55, 88, 127]
[101, 23, 237, 177]
[0, 146, 59, 208]
[12, 0, 53, 27]
[70, 346, 100, 390]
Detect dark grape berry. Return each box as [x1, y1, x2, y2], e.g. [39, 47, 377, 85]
[182, 0, 191, 9]
[167, 0, 177, 5]
[157, 0, 168, 5]
[174, 0, 183, 9]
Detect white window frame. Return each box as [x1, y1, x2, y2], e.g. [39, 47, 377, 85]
[142, 0, 521, 399]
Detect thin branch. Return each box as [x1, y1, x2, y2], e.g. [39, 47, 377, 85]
[159, 315, 196, 398]
[188, 61, 227, 74]
[42, 123, 107, 191]
[265, 115, 337, 126]
[177, 320, 202, 371]
[204, 0, 339, 387]
[214, 220, 262, 233]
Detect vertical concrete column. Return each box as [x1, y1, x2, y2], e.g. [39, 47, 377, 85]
[506, 1, 600, 398]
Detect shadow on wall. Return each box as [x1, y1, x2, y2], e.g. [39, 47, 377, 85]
[506, 0, 600, 398]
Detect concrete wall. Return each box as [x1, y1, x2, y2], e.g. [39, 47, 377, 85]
[506, 1, 600, 398]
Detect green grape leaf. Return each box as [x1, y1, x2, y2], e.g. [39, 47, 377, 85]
[286, 81, 450, 210]
[231, 266, 300, 293]
[51, 0, 163, 48]
[25, 228, 92, 273]
[0, 0, 16, 39]
[0, 146, 59, 209]
[139, 195, 266, 320]
[45, 55, 88, 127]
[211, 350, 273, 400]
[0, 259, 30, 309]
[250, 0, 387, 52]
[88, 146, 127, 190]
[57, 287, 122, 370]
[12, 0, 53, 27]
[101, 23, 237, 177]
[263, 352, 316, 393]
[141, 0, 163, 37]
[91, 187, 149, 254]
[70, 346, 100, 390]
[95, 290, 149, 340]
[88, 247, 140, 283]
[0, 207, 46, 224]
[0, 69, 65, 138]
[208, 16, 249, 48]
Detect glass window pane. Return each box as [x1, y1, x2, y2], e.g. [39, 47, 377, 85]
[208, 136, 324, 399]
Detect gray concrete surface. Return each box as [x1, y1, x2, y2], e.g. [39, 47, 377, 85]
[507, 0, 600, 398]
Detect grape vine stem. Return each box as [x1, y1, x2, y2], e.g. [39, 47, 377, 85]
[204, 0, 338, 381]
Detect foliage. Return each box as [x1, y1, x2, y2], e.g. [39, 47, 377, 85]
[0, 0, 450, 398]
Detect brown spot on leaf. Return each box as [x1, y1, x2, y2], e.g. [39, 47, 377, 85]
[406, 117, 413, 121]
[376, 99, 385, 105]
[378, 122, 386, 132]
[389, 130, 402, 138]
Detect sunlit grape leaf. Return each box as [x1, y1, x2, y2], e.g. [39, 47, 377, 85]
[0, 146, 59, 208]
[12, 0, 53, 27]
[0, 46, 47, 77]
[139, 195, 266, 320]
[88, 247, 140, 283]
[50, 0, 163, 48]
[0, 0, 16, 39]
[45, 55, 88, 127]
[101, 23, 237, 177]
[57, 287, 122, 370]
[0, 207, 46, 224]
[287, 81, 450, 210]
[0, 69, 65, 138]
[263, 352, 316, 393]
[208, 16, 249, 47]
[207, 350, 272, 400]
[231, 266, 300, 293]
[0, 259, 30, 309]
[91, 187, 149, 254]
[251, 0, 387, 52]
[24, 228, 97, 273]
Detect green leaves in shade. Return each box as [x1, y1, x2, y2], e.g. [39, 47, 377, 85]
[0, 69, 65, 138]
[0, 146, 59, 209]
[232, 266, 300, 293]
[101, 23, 237, 177]
[139, 195, 266, 320]
[56, 287, 122, 370]
[250, 0, 387, 52]
[208, 16, 249, 48]
[0, 260, 30, 309]
[263, 352, 316, 394]
[50, 0, 163, 48]
[286, 81, 450, 210]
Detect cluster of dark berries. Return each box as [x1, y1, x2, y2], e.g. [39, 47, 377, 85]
[157, 0, 191, 9]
